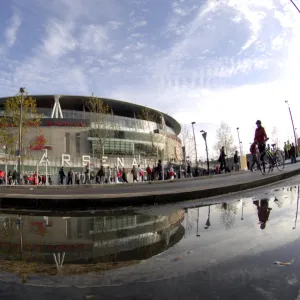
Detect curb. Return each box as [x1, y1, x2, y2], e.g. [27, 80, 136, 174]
[0, 166, 299, 210]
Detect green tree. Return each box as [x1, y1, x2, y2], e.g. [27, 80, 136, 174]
[0, 94, 42, 160]
[213, 121, 235, 157]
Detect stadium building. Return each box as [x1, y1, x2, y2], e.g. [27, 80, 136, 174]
[0, 95, 182, 173]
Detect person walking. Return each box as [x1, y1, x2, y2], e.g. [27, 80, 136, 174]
[137, 164, 144, 182]
[59, 167, 65, 185]
[114, 166, 118, 183]
[187, 163, 192, 178]
[0, 170, 4, 185]
[249, 142, 260, 171]
[146, 165, 152, 181]
[284, 142, 288, 159]
[233, 150, 239, 172]
[254, 120, 268, 164]
[122, 168, 128, 183]
[218, 146, 227, 173]
[23, 173, 28, 185]
[99, 166, 105, 184]
[157, 160, 163, 180]
[75, 173, 80, 185]
[290, 143, 296, 164]
[7, 170, 12, 185]
[84, 164, 90, 184]
[131, 166, 138, 182]
[106, 166, 111, 184]
[67, 169, 73, 185]
[12, 169, 18, 185]
[287, 141, 291, 159]
[80, 172, 85, 185]
[169, 165, 175, 180]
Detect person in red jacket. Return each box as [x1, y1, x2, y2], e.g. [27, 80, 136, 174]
[146, 165, 152, 181]
[254, 120, 268, 161]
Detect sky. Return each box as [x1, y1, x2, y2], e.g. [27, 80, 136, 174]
[0, 0, 299, 159]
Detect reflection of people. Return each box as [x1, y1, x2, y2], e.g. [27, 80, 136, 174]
[253, 199, 272, 229]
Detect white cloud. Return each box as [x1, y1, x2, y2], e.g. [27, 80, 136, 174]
[130, 19, 147, 29]
[271, 34, 286, 50]
[5, 11, 22, 47]
[124, 42, 147, 51]
[107, 21, 123, 30]
[42, 20, 77, 57]
[79, 25, 108, 52]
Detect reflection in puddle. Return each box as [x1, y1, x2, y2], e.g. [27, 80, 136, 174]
[0, 210, 185, 276]
[0, 185, 299, 279]
[183, 186, 299, 247]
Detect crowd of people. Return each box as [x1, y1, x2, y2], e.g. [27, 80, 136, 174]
[0, 170, 52, 185]
[56, 159, 178, 185]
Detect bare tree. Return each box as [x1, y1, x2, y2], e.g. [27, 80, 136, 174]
[180, 124, 195, 163]
[214, 121, 235, 157]
[219, 202, 238, 230]
[271, 126, 279, 146]
[86, 95, 118, 159]
[137, 108, 165, 162]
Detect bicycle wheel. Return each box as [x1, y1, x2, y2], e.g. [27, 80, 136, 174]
[259, 153, 271, 175]
[275, 150, 285, 171]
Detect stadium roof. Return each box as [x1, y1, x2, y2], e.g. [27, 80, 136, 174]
[0, 95, 181, 135]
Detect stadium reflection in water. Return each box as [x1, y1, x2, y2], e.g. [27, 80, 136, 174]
[0, 185, 299, 278]
[0, 210, 185, 266]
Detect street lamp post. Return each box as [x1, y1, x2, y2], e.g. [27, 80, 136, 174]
[191, 122, 198, 166]
[285, 100, 298, 156]
[196, 207, 200, 237]
[200, 130, 209, 174]
[293, 186, 299, 230]
[236, 127, 242, 155]
[241, 199, 244, 220]
[290, 0, 300, 13]
[45, 147, 48, 186]
[17, 88, 25, 185]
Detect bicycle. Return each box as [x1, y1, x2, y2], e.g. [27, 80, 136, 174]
[258, 138, 285, 175]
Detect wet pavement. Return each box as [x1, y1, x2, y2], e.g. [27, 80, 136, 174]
[1, 177, 300, 299]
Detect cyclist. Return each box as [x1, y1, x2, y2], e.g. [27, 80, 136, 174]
[254, 120, 268, 162]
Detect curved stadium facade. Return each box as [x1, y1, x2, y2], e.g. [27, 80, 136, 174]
[0, 95, 182, 172]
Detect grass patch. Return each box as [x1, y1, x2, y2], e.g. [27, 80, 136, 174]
[0, 259, 140, 279]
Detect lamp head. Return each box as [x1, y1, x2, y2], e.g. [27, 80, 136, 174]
[19, 87, 25, 93]
[192, 122, 196, 125]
